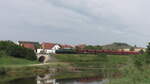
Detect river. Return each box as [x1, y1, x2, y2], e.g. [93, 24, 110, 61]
[1, 73, 108, 84]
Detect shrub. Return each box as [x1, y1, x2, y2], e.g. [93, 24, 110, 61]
[97, 54, 108, 62]
[132, 54, 146, 68]
[145, 42, 150, 64]
[0, 51, 8, 58]
[0, 41, 36, 60]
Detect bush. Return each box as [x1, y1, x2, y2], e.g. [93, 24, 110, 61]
[0, 67, 6, 75]
[0, 41, 36, 60]
[0, 51, 8, 58]
[145, 42, 150, 64]
[97, 54, 108, 62]
[83, 45, 102, 50]
[133, 54, 146, 68]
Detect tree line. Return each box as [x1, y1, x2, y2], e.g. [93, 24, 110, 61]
[0, 41, 36, 61]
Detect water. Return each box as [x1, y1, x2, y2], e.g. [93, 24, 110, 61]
[1, 74, 107, 84]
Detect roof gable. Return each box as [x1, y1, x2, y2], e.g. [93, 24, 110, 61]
[41, 42, 57, 49]
[22, 43, 35, 50]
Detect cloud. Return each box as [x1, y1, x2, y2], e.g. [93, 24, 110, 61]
[0, 0, 150, 47]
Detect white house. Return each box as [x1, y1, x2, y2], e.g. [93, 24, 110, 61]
[37, 43, 61, 54]
[37, 74, 59, 84]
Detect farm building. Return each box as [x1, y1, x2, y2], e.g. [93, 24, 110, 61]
[18, 41, 40, 52]
[37, 42, 61, 54]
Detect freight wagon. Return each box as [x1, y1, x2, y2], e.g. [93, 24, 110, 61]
[56, 49, 140, 55]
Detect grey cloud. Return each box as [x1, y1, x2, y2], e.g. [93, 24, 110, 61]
[0, 0, 150, 47]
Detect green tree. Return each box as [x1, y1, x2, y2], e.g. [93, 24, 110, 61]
[0, 41, 36, 60]
[84, 45, 102, 50]
[146, 43, 150, 54]
[139, 49, 144, 54]
[145, 43, 150, 63]
[0, 51, 8, 58]
[130, 47, 135, 51]
[133, 55, 146, 69]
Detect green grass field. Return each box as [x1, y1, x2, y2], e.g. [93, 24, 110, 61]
[54, 54, 130, 67]
[106, 54, 150, 84]
[54, 54, 150, 84]
[0, 56, 38, 67]
[1, 53, 149, 84]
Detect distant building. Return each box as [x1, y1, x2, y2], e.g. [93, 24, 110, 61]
[37, 42, 61, 54]
[75, 44, 86, 50]
[118, 48, 130, 52]
[18, 41, 40, 51]
[60, 44, 74, 49]
[118, 47, 146, 52]
[134, 47, 146, 52]
[37, 74, 59, 84]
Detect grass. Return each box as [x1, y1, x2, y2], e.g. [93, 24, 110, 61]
[107, 66, 150, 84]
[54, 54, 107, 68]
[54, 54, 102, 62]
[54, 54, 129, 68]
[0, 56, 38, 67]
[107, 55, 130, 67]
[105, 54, 150, 84]
[54, 54, 150, 84]
[2, 53, 148, 84]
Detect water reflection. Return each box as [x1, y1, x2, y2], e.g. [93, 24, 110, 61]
[36, 74, 107, 84]
[5, 73, 107, 84]
[37, 74, 59, 84]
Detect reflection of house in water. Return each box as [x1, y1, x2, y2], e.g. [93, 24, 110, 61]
[37, 74, 59, 84]
[36, 74, 107, 84]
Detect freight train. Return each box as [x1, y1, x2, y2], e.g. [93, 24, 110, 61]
[56, 49, 141, 55]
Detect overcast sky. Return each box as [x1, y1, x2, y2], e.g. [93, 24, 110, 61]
[0, 0, 150, 47]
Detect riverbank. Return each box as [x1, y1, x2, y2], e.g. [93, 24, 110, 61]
[0, 54, 130, 75]
[0, 56, 38, 66]
[105, 54, 150, 84]
[1, 54, 142, 84]
[0, 62, 70, 82]
[0, 56, 71, 80]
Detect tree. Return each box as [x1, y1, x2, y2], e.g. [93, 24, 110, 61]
[146, 43, 150, 54]
[132, 43, 149, 68]
[0, 41, 36, 60]
[84, 45, 102, 50]
[130, 47, 135, 51]
[145, 42, 150, 63]
[139, 49, 144, 54]
[0, 51, 8, 58]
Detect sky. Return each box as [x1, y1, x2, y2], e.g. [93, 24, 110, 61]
[0, 0, 150, 47]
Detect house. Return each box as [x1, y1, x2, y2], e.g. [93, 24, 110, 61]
[75, 44, 86, 50]
[37, 74, 58, 84]
[134, 47, 146, 52]
[18, 41, 40, 51]
[118, 48, 130, 52]
[118, 47, 146, 52]
[37, 42, 61, 54]
[60, 44, 74, 49]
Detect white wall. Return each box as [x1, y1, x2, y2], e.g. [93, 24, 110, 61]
[37, 45, 61, 54]
[37, 49, 44, 54]
[52, 45, 61, 50]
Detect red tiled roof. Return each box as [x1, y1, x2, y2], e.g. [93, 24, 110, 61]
[60, 44, 73, 49]
[76, 44, 86, 49]
[21, 43, 35, 50]
[41, 43, 56, 49]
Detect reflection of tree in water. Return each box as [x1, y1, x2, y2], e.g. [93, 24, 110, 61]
[6, 74, 107, 84]
[57, 76, 106, 84]
[9, 77, 36, 84]
[37, 74, 59, 84]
